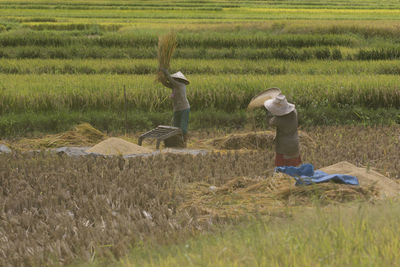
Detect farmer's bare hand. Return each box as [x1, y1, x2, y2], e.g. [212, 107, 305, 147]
[160, 68, 168, 74]
[269, 117, 276, 126]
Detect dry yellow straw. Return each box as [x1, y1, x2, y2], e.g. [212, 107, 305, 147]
[157, 31, 177, 82]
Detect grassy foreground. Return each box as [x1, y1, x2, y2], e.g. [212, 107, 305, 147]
[119, 201, 400, 267]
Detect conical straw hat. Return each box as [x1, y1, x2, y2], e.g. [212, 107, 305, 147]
[264, 94, 295, 116]
[247, 87, 281, 110]
[171, 71, 190, 85]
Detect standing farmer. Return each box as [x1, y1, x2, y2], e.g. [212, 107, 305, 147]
[159, 68, 190, 146]
[264, 94, 301, 167]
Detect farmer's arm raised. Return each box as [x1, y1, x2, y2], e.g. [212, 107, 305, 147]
[159, 75, 172, 89]
[160, 68, 180, 88]
[158, 70, 173, 89]
[265, 109, 275, 127]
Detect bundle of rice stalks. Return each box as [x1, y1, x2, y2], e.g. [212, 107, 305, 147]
[274, 182, 379, 204]
[179, 173, 379, 222]
[179, 175, 291, 220]
[17, 123, 106, 149]
[157, 31, 177, 81]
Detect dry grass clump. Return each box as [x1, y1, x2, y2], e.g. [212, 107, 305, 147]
[180, 174, 378, 222]
[157, 31, 177, 82]
[208, 131, 275, 150]
[16, 123, 105, 149]
[207, 130, 315, 150]
[275, 182, 378, 204]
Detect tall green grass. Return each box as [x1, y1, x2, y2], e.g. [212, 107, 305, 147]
[0, 45, 349, 60]
[1, 107, 397, 137]
[0, 30, 359, 48]
[17, 20, 400, 39]
[4, 59, 400, 75]
[0, 74, 398, 114]
[1, 72, 398, 136]
[119, 202, 400, 267]
[3, 6, 400, 20]
[2, 0, 400, 9]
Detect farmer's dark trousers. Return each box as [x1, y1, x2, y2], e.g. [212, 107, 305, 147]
[173, 108, 190, 135]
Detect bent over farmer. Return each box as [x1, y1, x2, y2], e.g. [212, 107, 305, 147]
[159, 68, 190, 146]
[264, 94, 301, 167]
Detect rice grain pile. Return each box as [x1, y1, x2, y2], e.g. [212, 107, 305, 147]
[320, 161, 400, 199]
[86, 137, 153, 156]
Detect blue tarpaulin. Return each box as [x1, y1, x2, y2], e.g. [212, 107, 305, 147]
[275, 163, 359, 186]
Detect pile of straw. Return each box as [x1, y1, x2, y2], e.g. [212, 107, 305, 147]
[17, 123, 106, 149]
[274, 180, 378, 204]
[179, 174, 378, 221]
[157, 31, 177, 82]
[207, 131, 315, 150]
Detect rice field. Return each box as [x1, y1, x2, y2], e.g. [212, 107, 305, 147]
[1, 2, 400, 265]
[0, 1, 400, 136]
[1, 74, 399, 112]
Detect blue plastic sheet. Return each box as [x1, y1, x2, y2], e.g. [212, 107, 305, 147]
[275, 163, 359, 186]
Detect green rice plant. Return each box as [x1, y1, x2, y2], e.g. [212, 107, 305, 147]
[3, 4, 400, 21]
[0, 30, 361, 48]
[4, 58, 400, 75]
[1, 106, 398, 137]
[23, 22, 124, 31]
[19, 17, 57, 22]
[357, 47, 400, 60]
[0, 44, 359, 60]
[0, 0, 399, 137]
[0, 74, 399, 115]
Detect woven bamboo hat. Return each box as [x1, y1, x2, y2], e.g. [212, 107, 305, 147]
[264, 94, 295, 116]
[247, 87, 281, 110]
[171, 71, 190, 85]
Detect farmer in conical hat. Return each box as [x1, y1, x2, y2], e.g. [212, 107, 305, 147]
[159, 68, 190, 146]
[264, 94, 301, 167]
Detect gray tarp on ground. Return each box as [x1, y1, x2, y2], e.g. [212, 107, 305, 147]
[0, 144, 11, 154]
[53, 147, 208, 158]
[124, 148, 208, 158]
[1, 146, 208, 157]
[54, 147, 91, 157]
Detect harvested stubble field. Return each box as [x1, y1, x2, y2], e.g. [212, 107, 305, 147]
[0, 125, 399, 266]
